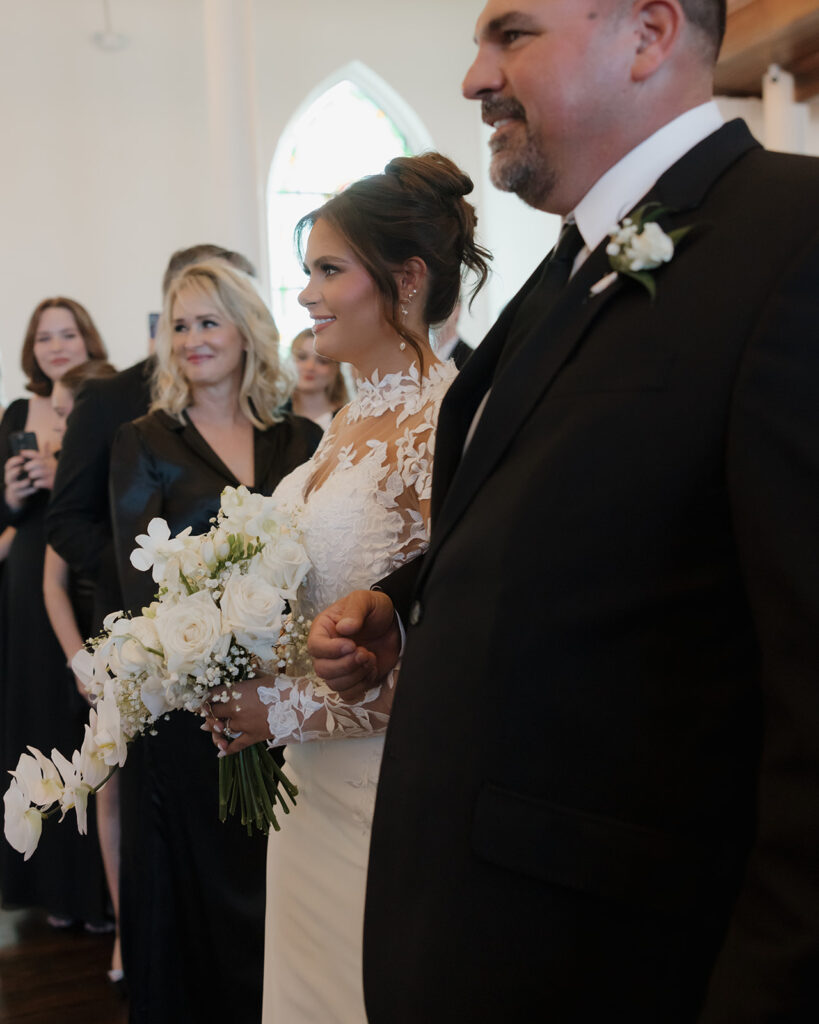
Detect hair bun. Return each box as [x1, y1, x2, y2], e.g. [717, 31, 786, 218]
[385, 152, 474, 201]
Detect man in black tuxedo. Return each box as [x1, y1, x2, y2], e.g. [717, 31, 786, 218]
[309, 1, 819, 1020]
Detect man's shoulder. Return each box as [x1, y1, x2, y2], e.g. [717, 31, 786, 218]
[79, 358, 153, 421]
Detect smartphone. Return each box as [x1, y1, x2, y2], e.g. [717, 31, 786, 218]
[9, 430, 38, 457]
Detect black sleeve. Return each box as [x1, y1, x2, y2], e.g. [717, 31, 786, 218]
[374, 556, 425, 623]
[0, 400, 31, 531]
[46, 381, 112, 577]
[699, 235, 819, 1022]
[109, 421, 164, 614]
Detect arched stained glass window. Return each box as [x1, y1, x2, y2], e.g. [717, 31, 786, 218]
[267, 65, 433, 350]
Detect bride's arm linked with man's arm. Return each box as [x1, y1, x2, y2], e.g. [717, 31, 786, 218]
[204, 559, 421, 755]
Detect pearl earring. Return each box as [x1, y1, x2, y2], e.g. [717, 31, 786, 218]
[399, 341, 406, 351]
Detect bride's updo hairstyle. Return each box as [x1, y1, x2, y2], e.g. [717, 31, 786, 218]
[295, 152, 491, 369]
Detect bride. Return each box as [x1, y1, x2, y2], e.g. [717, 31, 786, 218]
[204, 151, 489, 1022]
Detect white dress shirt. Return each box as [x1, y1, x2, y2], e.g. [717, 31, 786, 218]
[572, 101, 724, 271]
[462, 102, 725, 452]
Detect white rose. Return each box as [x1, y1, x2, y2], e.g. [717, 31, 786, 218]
[627, 221, 674, 270]
[252, 536, 311, 600]
[3, 780, 43, 860]
[154, 589, 228, 676]
[109, 615, 163, 675]
[220, 572, 285, 658]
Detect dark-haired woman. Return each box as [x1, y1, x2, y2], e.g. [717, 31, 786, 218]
[0, 299, 110, 927]
[203, 152, 491, 1023]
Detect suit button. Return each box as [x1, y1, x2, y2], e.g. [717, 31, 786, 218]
[408, 600, 422, 627]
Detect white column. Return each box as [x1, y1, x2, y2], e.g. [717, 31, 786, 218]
[762, 64, 807, 155]
[202, 0, 261, 270]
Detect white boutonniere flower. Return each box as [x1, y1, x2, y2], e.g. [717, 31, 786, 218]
[591, 203, 694, 300]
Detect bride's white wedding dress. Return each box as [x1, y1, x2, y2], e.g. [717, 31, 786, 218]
[259, 360, 456, 1023]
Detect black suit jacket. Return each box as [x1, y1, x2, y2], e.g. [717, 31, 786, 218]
[46, 357, 153, 628]
[450, 337, 473, 370]
[110, 408, 321, 613]
[365, 121, 819, 1022]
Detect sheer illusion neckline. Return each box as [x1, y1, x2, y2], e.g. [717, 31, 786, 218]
[347, 361, 457, 426]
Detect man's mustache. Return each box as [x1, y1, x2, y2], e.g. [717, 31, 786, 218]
[481, 97, 527, 126]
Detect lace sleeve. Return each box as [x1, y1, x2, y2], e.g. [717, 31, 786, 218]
[258, 669, 397, 745]
[254, 360, 455, 745]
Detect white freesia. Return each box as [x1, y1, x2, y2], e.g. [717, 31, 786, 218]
[220, 572, 285, 658]
[219, 486, 267, 535]
[51, 749, 92, 835]
[130, 518, 194, 585]
[201, 528, 231, 572]
[11, 748, 63, 807]
[154, 589, 228, 675]
[3, 781, 43, 860]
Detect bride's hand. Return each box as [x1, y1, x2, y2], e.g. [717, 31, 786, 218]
[308, 590, 400, 703]
[202, 677, 275, 756]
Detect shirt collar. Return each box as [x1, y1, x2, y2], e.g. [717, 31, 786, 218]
[572, 101, 724, 256]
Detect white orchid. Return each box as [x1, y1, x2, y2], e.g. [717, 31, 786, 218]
[77, 725, 113, 790]
[50, 749, 93, 834]
[11, 748, 63, 807]
[130, 518, 194, 585]
[3, 781, 43, 860]
[92, 685, 130, 765]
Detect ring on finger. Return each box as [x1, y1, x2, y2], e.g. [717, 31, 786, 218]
[223, 718, 244, 740]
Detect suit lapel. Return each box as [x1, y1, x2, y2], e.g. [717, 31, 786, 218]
[423, 119, 761, 580]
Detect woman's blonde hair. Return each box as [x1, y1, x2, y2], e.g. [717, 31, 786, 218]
[151, 260, 294, 427]
[290, 328, 351, 410]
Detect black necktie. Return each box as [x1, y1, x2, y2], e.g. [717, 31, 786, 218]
[496, 219, 585, 373]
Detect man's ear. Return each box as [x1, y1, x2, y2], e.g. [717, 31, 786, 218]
[630, 0, 682, 82]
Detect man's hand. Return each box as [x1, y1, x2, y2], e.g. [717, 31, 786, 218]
[308, 590, 400, 703]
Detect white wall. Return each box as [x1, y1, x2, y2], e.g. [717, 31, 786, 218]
[1, 2, 817, 403]
[0, 0, 497, 402]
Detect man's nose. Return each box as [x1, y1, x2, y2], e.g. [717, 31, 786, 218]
[462, 47, 502, 100]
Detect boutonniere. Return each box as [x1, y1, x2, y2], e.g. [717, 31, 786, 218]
[590, 202, 694, 300]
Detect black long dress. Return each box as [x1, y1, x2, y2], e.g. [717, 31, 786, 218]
[0, 398, 108, 925]
[109, 407, 321, 1024]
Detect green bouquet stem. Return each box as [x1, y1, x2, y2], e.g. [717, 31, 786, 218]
[218, 742, 298, 836]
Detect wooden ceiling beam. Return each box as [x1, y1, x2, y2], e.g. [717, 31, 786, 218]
[716, 0, 819, 99]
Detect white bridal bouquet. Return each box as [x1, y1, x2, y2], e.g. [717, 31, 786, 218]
[4, 486, 312, 860]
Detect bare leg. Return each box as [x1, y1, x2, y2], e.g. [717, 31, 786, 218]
[96, 774, 122, 978]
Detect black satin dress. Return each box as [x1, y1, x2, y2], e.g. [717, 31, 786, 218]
[110, 408, 321, 1024]
[0, 399, 108, 925]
